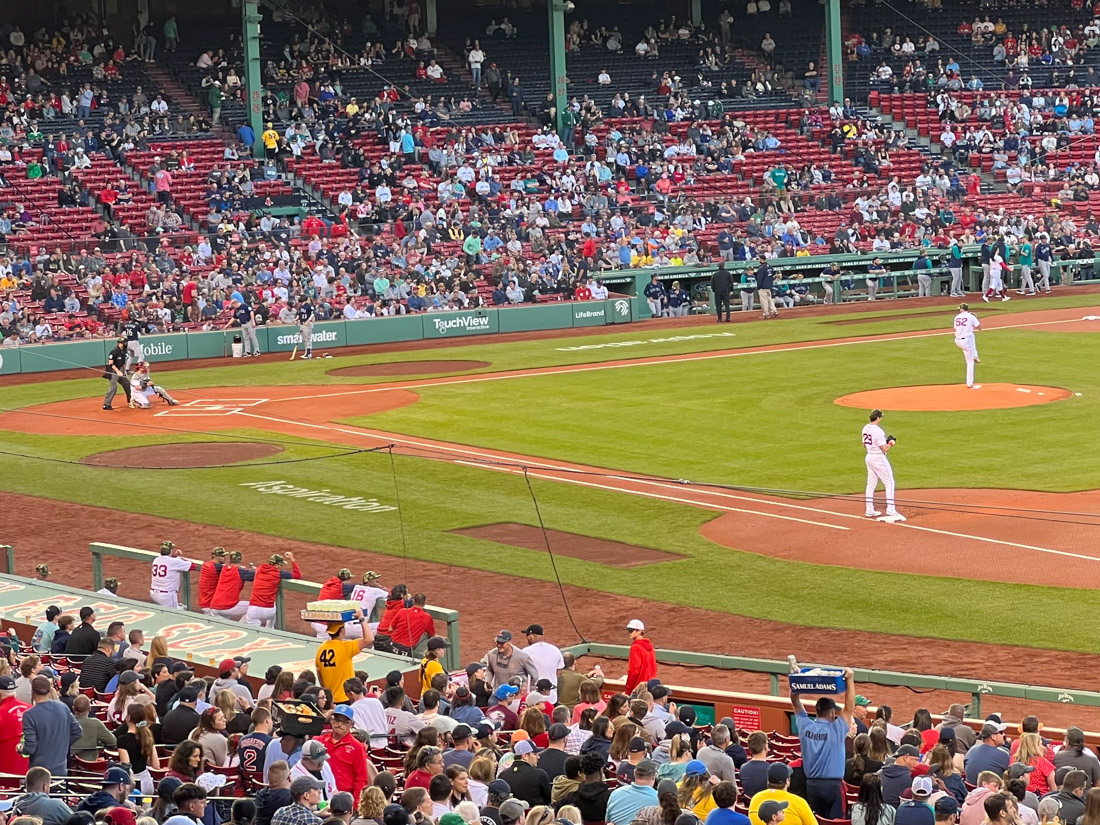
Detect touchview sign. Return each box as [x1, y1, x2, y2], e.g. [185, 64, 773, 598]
[423, 310, 499, 338]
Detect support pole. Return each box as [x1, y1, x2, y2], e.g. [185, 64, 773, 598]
[824, 0, 844, 104]
[547, 0, 568, 138]
[243, 0, 265, 157]
[690, 0, 702, 27]
[425, 0, 437, 36]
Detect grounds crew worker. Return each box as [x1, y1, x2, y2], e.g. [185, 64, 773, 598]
[711, 262, 734, 323]
[316, 607, 374, 703]
[102, 336, 132, 410]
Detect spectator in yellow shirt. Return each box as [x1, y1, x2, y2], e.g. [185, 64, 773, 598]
[261, 123, 280, 161]
[418, 636, 449, 695]
[679, 761, 720, 820]
[749, 763, 819, 825]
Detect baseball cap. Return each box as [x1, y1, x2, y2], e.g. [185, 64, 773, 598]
[118, 671, 140, 685]
[980, 722, 1008, 739]
[439, 816, 465, 825]
[514, 739, 539, 756]
[363, 571, 382, 582]
[895, 744, 921, 758]
[767, 762, 792, 783]
[493, 684, 520, 701]
[427, 636, 450, 650]
[535, 678, 553, 692]
[685, 760, 708, 777]
[327, 621, 346, 635]
[0, 675, 15, 691]
[759, 801, 789, 822]
[1008, 763, 1036, 779]
[177, 687, 199, 703]
[548, 723, 570, 742]
[301, 739, 328, 761]
[103, 766, 132, 785]
[466, 662, 485, 678]
[1068, 727, 1086, 747]
[854, 695, 872, 707]
[499, 800, 529, 824]
[452, 724, 473, 741]
[476, 722, 498, 739]
[629, 737, 649, 753]
[290, 776, 325, 795]
[218, 658, 236, 674]
[626, 619, 646, 631]
[487, 779, 513, 799]
[664, 720, 690, 739]
[911, 776, 933, 798]
[935, 797, 960, 816]
[104, 807, 137, 825]
[939, 727, 956, 743]
[635, 759, 657, 778]
[332, 704, 354, 720]
[329, 792, 355, 815]
[211, 547, 228, 557]
[522, 624, 543, 635]
[495, 630, 513, 643]
[234, 656, 251, 665]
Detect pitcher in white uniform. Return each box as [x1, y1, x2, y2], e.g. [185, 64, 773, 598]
[953, 303, 982, 388]
[861, 409, 905, 522]
[149, 540, 195, 608]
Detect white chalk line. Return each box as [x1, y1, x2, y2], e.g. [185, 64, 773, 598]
[272, 315, 1090, 404]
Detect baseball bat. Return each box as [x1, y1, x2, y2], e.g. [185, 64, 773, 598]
[289, 342, 298, 361]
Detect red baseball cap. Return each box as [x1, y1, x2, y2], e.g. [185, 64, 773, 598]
[218, 659, 236, 674]
[105, 808, 137, 825]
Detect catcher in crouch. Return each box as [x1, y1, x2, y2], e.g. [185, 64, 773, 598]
[129, 362, 180, 408]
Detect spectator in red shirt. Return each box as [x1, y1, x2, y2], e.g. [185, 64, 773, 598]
[0, 675, 29, 775]
[316, 705, 371, 800]
[624, 619, 657, 693]
[388, 592, 435, 653]
[574, 282, 592, 301]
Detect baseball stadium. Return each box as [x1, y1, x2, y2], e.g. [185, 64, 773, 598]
[3, 0, 1100, 821]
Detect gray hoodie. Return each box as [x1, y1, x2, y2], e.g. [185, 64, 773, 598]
[13, 792, 74, 825]
[207, 677, 253, 706]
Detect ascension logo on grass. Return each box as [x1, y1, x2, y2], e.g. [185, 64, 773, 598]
[275, 330, 340, 346]
[239, 480, 397, 513]
[432, 314, 491, 335]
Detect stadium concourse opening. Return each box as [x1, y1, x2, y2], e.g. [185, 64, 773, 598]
[835, 383, 1075, 411]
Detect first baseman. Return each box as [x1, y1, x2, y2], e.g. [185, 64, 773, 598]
[953, 303, 981, 389]
[862, 409, 905, 522]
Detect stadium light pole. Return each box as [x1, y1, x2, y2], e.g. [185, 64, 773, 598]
[243, 0, 266, 157]
[547, 0, 571, 138]
[825, 0, 845, 104]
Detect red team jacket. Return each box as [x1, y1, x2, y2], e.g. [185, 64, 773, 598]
[319, 577, 346, 601]
[198, 561, 222, 610]
[211, 564, 251, 611]
[248, 561, 302, 607]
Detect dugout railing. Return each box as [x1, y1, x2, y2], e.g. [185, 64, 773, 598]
[87, 541, 462, 671]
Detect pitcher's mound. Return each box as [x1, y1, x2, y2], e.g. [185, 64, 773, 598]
[836, 383, 1074, 411]
[83, 442, 284, 469]
[329, 360, 491, 377]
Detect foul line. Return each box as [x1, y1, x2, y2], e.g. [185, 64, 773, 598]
[272, 315, 1089, 404]
[890, 521, 1100, 563]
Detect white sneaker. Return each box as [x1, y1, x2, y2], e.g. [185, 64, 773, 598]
[1001, 295, 1011, 302]
[865, 510, 882, 518]
[882, 511, 907, 522]
[982, 295, 990, 302]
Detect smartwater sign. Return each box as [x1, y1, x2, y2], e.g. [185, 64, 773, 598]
[422, 310, 499, 338]
[267, 322, 346, 352]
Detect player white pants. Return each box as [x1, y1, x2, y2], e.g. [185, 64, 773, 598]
[740, 290, 754, 312]
[132, 385, 177, 407]
[955, 336, 978, 387]
[987, 269, 1005, 296]
[299, 323, 314, 352]
[1037, 260, 1052, 291]
[242, 605, 277, 627]
[981, 263, 991, 293]
[150, 589, 181, 608]
[1019, 265, 1035, 293]
[126, 340, 144, 368]
[917, 273, 933, 297]
[211, 601, 250, 620]
[865, 453, 896, 514]
[866, 279, 878, 301]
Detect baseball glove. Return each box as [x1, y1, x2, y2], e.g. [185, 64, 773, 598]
[886, 434, 897, 444]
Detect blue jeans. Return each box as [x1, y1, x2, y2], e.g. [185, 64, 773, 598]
[77, 105, 91, 119]
[471, 65, 482, 86]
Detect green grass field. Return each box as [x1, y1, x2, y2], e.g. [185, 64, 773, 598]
[4, 296, 1100, 652]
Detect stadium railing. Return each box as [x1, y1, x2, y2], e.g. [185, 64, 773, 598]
[88, 541, 462, 670]
[565, 642, 1100, 723]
